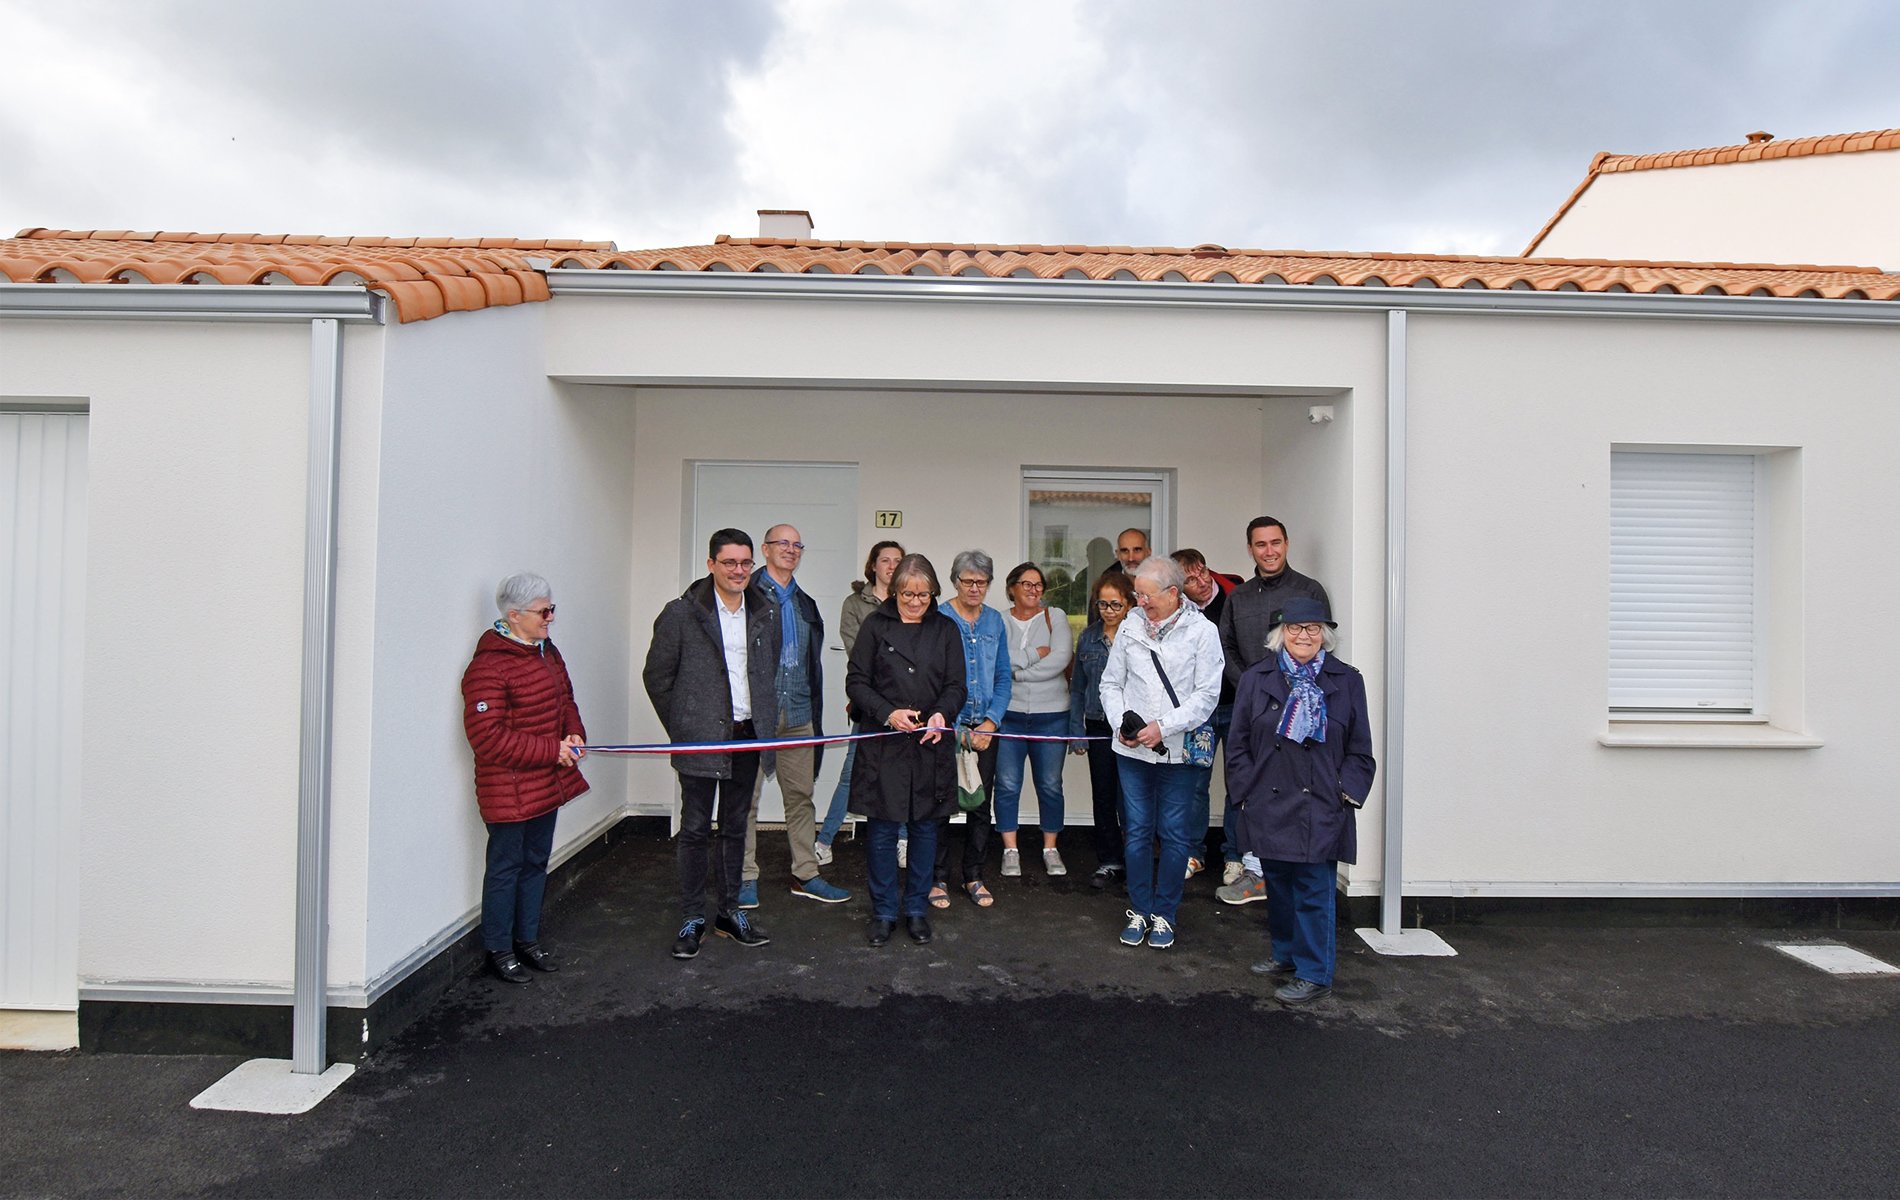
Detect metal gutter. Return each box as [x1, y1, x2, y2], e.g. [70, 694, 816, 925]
[291, 318, 344, 1074]
[0, 283, 383, 323]
[546, 269, 1900, 325]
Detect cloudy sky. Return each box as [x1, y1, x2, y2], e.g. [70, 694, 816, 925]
[4, 0, 1896, 258]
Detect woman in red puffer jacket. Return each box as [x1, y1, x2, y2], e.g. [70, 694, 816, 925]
[461, 571, 589, 984]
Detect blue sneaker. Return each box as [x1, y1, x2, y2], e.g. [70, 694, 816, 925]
[1119, 910, 1148, 947]
[737, 880, 759, 909]
[1146, 914, 1176, 949]
[792, 876, 852, 904]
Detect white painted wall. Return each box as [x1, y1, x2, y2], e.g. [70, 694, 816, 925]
[0, 319, 315, 988]
[1403, 313, 1899, 887]
[360, 304, 637, 985]
[1533, 151, 1900, 269]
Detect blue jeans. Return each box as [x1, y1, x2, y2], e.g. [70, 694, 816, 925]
[1116, 756, 1198, 926]
[818, 733, 860, 846]
[1263, 858, 1339, 986]
[867, 817, 939, 920]
[995, 710, 1068, 834]
[1192, 703, 1234, 861]
[481, 808, 559, 952]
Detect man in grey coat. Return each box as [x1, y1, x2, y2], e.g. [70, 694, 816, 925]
[644, 528, 780, 960]
[1214, 516, 1331, 904]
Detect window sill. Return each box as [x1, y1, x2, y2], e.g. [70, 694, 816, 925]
[1598, 723, 1823, 750]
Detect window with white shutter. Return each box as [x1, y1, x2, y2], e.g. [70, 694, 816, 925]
[1609, 450, 1764, 713]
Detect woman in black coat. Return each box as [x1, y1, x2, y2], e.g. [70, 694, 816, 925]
[1225, 596, 1376, 1006]
[846, 554, 966, 946]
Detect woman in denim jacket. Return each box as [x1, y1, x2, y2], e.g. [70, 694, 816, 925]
[932, 549, 1012, 908]
[1068, 571, 1136, 890]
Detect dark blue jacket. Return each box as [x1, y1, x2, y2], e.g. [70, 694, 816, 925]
[1225, 652, 1375, 864]
[750, 568, 826, 773]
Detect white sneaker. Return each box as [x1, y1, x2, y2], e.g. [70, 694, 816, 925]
[897, 838, 908, 868]
[1184, 857, 1204, 880]
[1001, 848, 1022, 877]
[814, 840, 834, 867]
[1043, 848, 1067, 876]
[1222, 860, 1244, 886]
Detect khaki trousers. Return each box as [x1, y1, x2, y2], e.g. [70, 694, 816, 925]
[743, 718, 818, 883]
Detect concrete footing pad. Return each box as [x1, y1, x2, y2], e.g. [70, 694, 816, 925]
[190, 1059, 355, 1114]
[0, 1009, 79, 1051]
[1355, 926, 1458, 956]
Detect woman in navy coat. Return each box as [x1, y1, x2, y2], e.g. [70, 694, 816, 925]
[1225, 597, 1375, 1005]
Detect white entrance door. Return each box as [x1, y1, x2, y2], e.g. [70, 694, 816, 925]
[690, 462, 859, 821]
[1, 412, 87, 1011]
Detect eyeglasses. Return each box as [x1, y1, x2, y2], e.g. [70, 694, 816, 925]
[897, 590, 934, 602]
[523, 605, 555, 619]
[1094, 600, 1127, 611]
[715, 558, 754, 570]
[765, 539, 805, 551]
[1283, 623, 1325, 638]
[956, 577, 991, 589]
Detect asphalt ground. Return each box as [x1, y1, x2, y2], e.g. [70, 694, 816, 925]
[5, 827, 1900, 1199]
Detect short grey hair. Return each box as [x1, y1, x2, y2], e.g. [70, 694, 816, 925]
[950, 549, 994, 583]
[495, 571, 552, 615]
[1134, 556, 1185, 594]
[1265, 622, 1339, 654]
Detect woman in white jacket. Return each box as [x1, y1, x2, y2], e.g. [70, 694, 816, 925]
[1099, 556, 1223, 949]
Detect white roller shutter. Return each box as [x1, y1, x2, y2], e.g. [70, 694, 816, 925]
[2, 411, 88, 1010]
[1609, 451, 1760, 712]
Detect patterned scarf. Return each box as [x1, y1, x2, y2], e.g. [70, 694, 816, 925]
[1277, 648, 1327, 743]
[762, 574, 801, 670]
[493, 619, 544, 653]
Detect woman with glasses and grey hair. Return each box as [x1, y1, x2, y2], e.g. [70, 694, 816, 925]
[1098, 556, 1223, 950]
[1225, 596, 1375, 1006]
[933, 549, 1012, 910]
[460, 571, 590, 984]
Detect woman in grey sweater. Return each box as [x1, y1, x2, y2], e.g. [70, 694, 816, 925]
[995, 561, 1076, 877]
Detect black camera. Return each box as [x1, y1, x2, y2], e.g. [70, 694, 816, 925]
[1119, 710, 1148, 740]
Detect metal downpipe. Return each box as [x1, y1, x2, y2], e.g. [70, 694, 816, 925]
[292, 318, 342, 1073]
[1382, 309, 1408, 936]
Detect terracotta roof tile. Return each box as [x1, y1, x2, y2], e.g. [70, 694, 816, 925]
[0, 229, 616, 321]
[1525, 127, 1900, 254]
[567, 237, 1900, 301]
[7, 227, 1897, 316]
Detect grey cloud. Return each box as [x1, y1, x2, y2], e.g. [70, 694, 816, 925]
[22, 0, 782, 237]
[1036, 0, 1900, 253]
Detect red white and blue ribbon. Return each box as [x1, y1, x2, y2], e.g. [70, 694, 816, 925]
[581, 726, 1099, 756]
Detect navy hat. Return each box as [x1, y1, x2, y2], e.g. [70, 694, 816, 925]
[1271, 596, 1336, 629]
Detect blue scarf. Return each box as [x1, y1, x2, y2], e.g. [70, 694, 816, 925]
[762, 574, 801, 670]
[1277, 648, 1326, 743]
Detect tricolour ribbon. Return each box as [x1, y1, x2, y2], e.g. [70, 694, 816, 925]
[581, 726, 1100, 756]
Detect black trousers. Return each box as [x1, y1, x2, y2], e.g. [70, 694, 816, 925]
[677, 742, 761, 921]
[935, 735, 998, 885]
[1084, 717, 1125, 867]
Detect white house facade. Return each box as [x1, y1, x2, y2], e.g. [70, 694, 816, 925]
[3, 211, 1897, 1057]
[1525, 126, 1900, 269]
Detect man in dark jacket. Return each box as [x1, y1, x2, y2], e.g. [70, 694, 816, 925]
[742, 523, 851, 906]
[644, 528, 779, 960]
[1214, 517, 1332, 904]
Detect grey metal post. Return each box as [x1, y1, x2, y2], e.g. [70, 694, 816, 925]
[1382, 309, 1408, 936]
[292, 318, 343, 1074]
